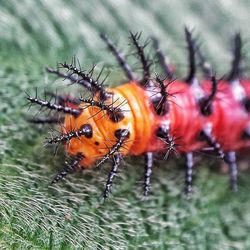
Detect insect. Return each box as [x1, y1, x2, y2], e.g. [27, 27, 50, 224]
[27, 28, 250, 198]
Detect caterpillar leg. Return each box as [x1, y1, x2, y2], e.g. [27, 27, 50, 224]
[143, 152, 154, 196]
[225, 151, 238, 192]
[51, 153, 84, 184]
[184, 152, 194, 197]
[201, 127, 224, 159]
[100, 33, 136, 81]
[103, 153, 122, 199]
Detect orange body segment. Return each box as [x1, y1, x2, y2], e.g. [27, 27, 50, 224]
[63, 82, 167, 167]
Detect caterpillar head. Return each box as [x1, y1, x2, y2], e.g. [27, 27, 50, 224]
[62, 88, 134, 167]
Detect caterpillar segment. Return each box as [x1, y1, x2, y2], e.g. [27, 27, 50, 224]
[27, 29, 250, 198]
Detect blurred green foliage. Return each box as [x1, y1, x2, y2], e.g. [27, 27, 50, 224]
[1, 0, 250, 249]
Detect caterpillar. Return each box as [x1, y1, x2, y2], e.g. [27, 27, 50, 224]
[27, 28, 250, 198]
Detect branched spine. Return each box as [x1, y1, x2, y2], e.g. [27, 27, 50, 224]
[46, 67, 93, 90]
[227, 33, 243, 81]
[152, 76, 171, 115]
[79, 97, 124, 121]
[184, 27, 197, 84]
[45, 91, 80, 106]
[28, 117, 63, 124]
[199, 75, 218, 116]
[130, 32, 152, 85]
[27, 95, 82, 116]
[196, 43, 212, 78]
[97, 130, 129, 167]
[46, 124, 92, 144]
[51, 153, 84, 184]
[100, 33, 136, 81]
[60, 62, 109, 100]
[152, 37, 174, 79]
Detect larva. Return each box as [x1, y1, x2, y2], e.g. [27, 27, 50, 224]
[27, 28, 250, 198]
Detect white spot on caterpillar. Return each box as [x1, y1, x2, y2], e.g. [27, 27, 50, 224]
[191, 78, 205, 100]
[231, 79, 246, 102]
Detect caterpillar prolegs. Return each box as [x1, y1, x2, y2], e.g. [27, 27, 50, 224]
[27, 29, 250, 198]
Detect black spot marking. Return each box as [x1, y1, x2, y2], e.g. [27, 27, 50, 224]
[108, 110, 125, 123]
[158, 102, 169, 116]
[95, 141, 99, 145]
[242, 97, 250, 113]
[78, 153, 85, 159]
[156, 126, 168, 138]
[241, 130, 250, 140]
[152, 98, 169, 116]
[197, 130, 206, 141]
[80, 124, 93, 138]
[114, 129, 130, 139]
[198, 97, 213, 116]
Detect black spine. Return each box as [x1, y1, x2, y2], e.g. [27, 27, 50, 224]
[51, 153, 84, 184]
[227, 33, 242, 81]
[97, 129, 129, 167]
[184, 27, 196, 84]
[27, 95, 81, 116]
[199, 75, 218, 116]
[151, 76, 170, 115]
[28, 117, 63, 124]
[100, 33, 136, 81]
[196, 44, 212, 79]
[79, 97, 125, 122]
[152, 37, 174, 79]
[130, 32, 151, 85]
[46, 124, 92, 144]
[45, 91, 81, 106]
[46, 67, 93, 91]
[60, 62, 109, 99]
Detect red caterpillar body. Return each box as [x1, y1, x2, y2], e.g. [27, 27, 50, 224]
[28, 30, 250, 197]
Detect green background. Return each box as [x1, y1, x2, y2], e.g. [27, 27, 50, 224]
[1, 1, 250, 249]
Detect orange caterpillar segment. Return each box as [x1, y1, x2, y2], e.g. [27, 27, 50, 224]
[63, 81, 168, 166]
[115, 82, 164, 155]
